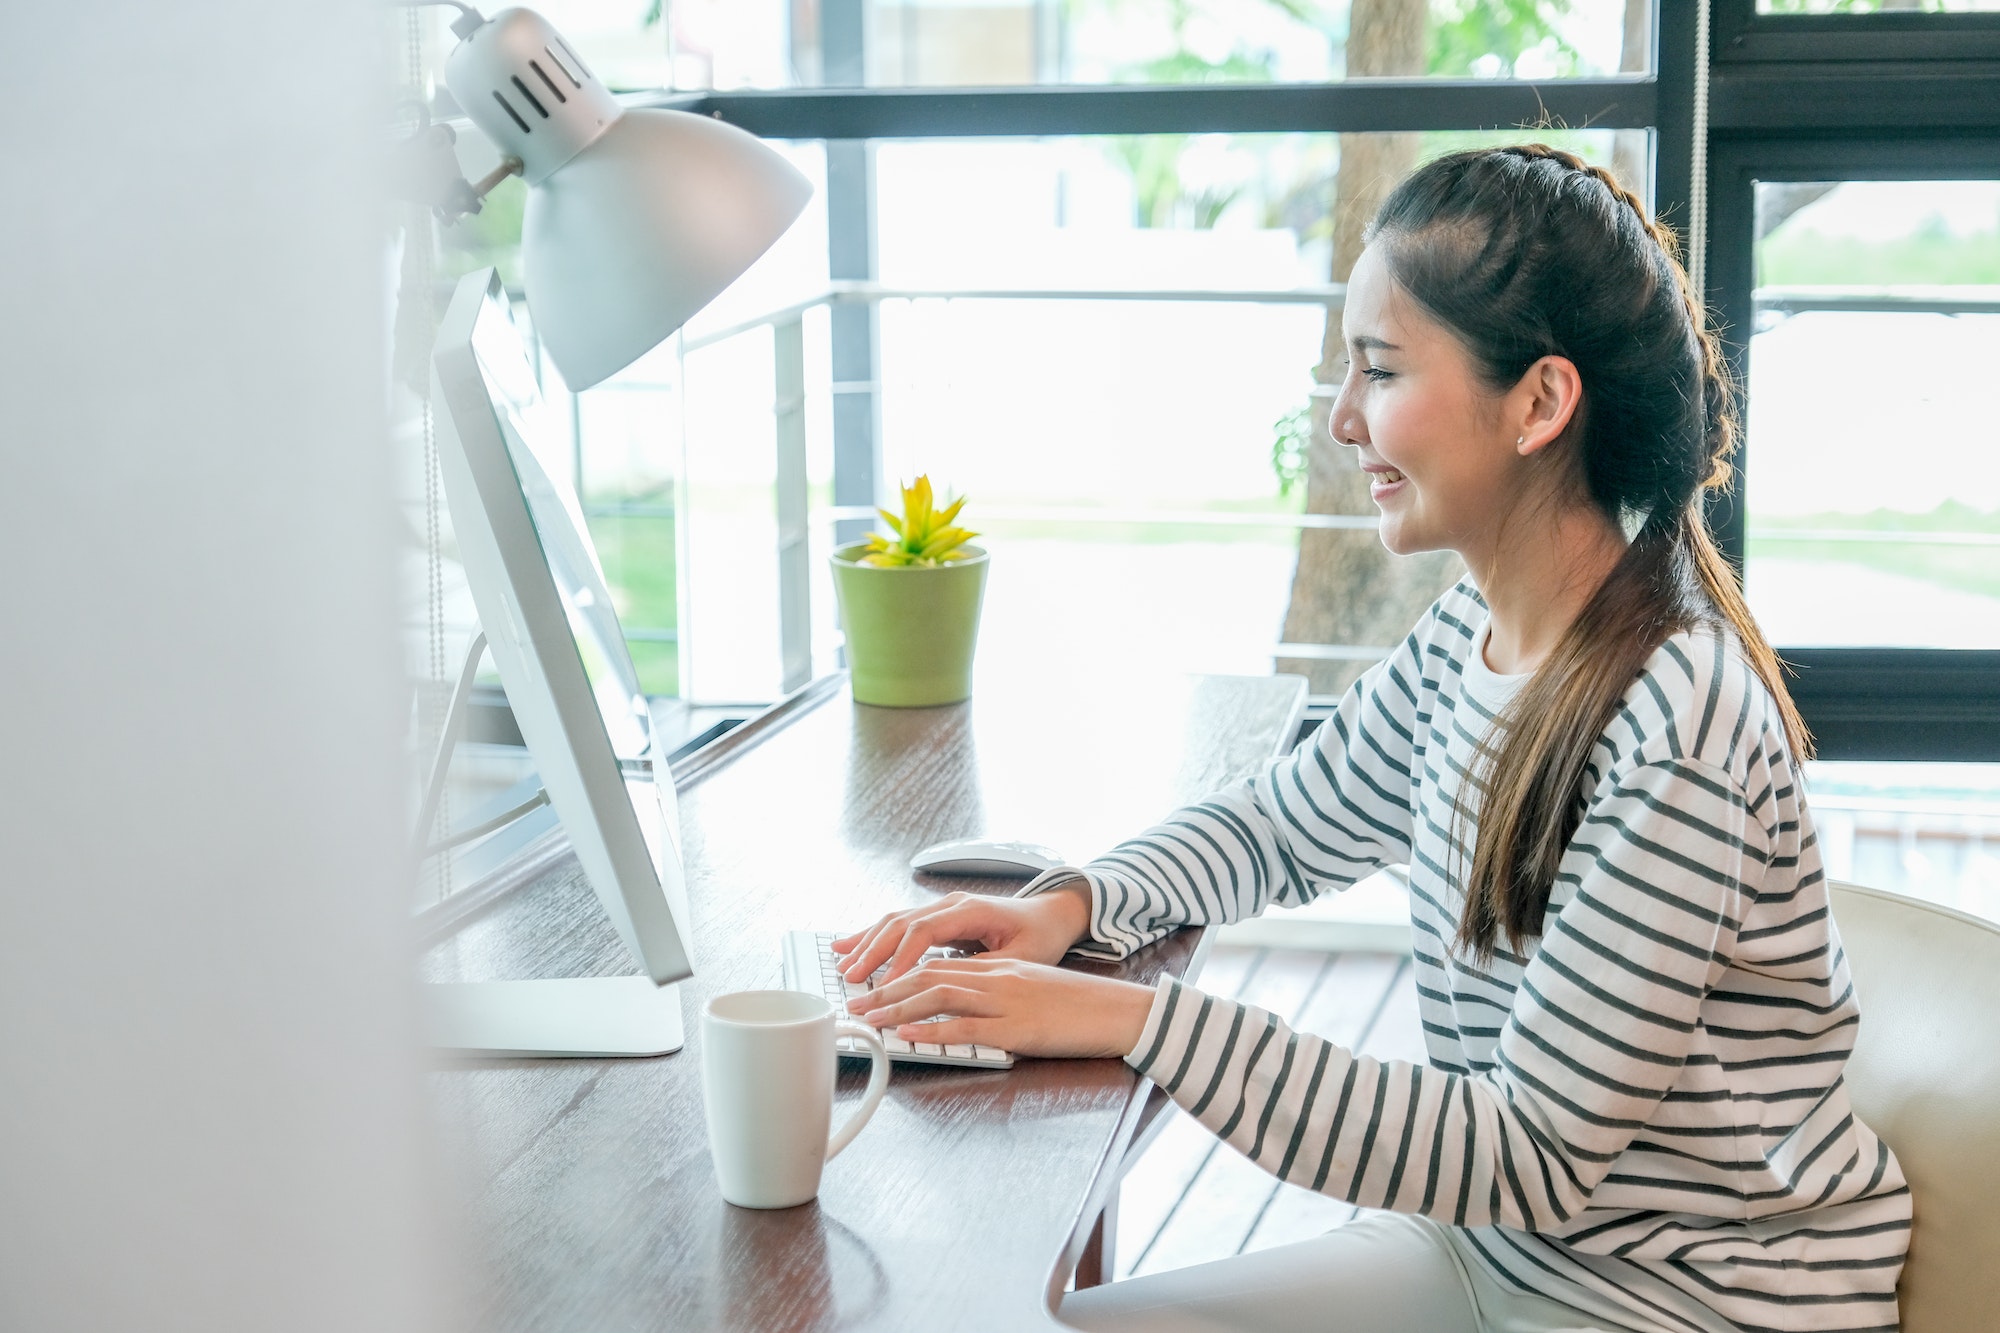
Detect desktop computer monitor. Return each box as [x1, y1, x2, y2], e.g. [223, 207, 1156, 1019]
[425, 267, 693, 1057]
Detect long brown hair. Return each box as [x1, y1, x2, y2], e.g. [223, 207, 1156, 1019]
[1367, 144, 1812, 964]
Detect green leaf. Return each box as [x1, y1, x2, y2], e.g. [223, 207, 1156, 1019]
[917, 525, 975, 559]
[873, 475, 974, 565]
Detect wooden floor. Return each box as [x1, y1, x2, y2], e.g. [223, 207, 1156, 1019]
[1111, 943, 1427, 1281]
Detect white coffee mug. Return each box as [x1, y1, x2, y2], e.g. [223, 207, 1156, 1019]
[701, 989, 890, 1209]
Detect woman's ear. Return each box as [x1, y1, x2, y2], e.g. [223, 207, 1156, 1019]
[1514, 355, 1584, 457]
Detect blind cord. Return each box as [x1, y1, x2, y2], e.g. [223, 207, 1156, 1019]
[1689, 0, 1712, 305]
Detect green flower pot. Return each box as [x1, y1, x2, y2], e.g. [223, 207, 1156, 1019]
[830, 542, 988, 707]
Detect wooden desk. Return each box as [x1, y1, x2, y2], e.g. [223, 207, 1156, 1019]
[427, 671, 1306, 1331]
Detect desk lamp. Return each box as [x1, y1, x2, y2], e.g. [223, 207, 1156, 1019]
[416, 3, 811, 389]
[406, 6, 812, 1056]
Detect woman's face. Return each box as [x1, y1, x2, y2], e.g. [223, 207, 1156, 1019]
[1327, 244, 1543, 561]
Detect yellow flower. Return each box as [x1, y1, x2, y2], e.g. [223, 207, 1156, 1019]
[858, 475, 978, 567]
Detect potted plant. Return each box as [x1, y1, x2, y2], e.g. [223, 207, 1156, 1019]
[830, 476, 988, 707]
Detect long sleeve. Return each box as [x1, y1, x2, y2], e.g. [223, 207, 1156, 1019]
[1019, 615, 1437, 961]
[1124, 757, 1768, 1231]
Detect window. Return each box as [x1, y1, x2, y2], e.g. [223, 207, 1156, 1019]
[1703, 42, 2000, 762]
[396, 0, 2000, 917]
[511, 0, 1654, 93]
[1705, 0, 2000, 915]
[1741, 178, 2000, 651]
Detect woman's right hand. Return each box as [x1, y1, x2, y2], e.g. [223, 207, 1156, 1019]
[830, 883, 1093, 985]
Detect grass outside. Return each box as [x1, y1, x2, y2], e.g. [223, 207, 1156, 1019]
[1760, 229, 2000, 288]
[586, 511, 678, 697]
[1748, 501, 2000, 601]
[577, 491, 2000, 698]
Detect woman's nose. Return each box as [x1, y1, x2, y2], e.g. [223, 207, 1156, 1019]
[1326, 394, 1362, 449]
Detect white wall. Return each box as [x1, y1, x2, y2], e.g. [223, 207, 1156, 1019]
[0, 4, 454, 1330]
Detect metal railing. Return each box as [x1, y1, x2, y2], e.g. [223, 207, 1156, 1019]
[1754, 285, 2000, 318]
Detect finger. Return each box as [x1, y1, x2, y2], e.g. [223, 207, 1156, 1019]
[832, 901, 929, 955]
[831, 909, 902, 959]
[891, 1016, 1004, 1049]
[845, 960, 937, 1013]
[850, 959, 970, 1009]
[877, 902, 996, 982]
[839, 911, 923, 982]
[842, 894, 1004, 982]
[880, 922, 944, 985]
[855, 984, 997, 1030]
[851, 957, 1014, 1014]
[834, 920, 895, 969]
[877, 955, 1006, 987]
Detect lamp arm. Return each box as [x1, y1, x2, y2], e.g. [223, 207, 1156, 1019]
[389, 120, 523, 223]
[464, 155, 526, 207]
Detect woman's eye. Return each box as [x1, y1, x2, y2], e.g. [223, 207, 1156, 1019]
[1362, 367, 1393, 381]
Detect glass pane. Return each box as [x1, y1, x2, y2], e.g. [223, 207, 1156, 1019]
[857, 130, 1627, 691]
[1806, 761, 2000, 926]
[418, 0, 1650, 94]
[656, 130, 1636, 698]
[1743, 179, 2000, 649]
[415, 110, 830, 701]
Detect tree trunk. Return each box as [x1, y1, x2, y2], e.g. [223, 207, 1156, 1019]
[1275, 0, 1460, 695]
[1611, 0, 1651, 198]
[1757, 182, 1840, 241]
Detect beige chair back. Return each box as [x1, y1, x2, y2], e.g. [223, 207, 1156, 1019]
[1829, 880, 2000, 1333]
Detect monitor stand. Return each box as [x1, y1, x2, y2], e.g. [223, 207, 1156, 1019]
[424, 978, 686, 1058]
[415, 631, 686, 1059]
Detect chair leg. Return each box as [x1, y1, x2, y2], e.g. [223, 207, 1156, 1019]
[1074, 1186, 1118, 1290]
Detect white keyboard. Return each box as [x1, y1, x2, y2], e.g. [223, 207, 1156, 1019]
[781, 930, 1013, 1069]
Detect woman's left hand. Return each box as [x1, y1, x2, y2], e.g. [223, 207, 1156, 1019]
[844, 956, 1158, 1059]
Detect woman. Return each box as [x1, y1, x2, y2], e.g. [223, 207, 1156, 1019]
[836, 145, 1909, 1333]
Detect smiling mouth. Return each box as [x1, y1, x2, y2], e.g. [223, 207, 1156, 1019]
[1372, 468, 1406, 484]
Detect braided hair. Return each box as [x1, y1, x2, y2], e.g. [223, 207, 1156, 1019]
[1364, 144, 1811, 963]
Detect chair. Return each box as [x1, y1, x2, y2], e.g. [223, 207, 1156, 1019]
[1828, 880, 2000, 1333]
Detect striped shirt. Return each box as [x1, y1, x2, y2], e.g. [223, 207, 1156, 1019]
[1023, 579, 1910, 1333]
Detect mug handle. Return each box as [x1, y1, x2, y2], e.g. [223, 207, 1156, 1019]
[826, 1021, 890, 1162]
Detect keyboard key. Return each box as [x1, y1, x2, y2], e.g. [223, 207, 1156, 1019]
[916, 1042, 944, 1056]
[884, 1034, 913, 1054]
[974, 1046, 1007, 1062]
[945, 1044, 974, 1059]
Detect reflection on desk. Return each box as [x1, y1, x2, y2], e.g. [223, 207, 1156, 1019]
[425, 670, 1306, 1331]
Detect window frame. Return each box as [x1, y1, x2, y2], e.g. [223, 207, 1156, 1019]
[631, 0, 2000, 760]
[1703, 98, 2000, 758]
[1713, 0, 2000, 64]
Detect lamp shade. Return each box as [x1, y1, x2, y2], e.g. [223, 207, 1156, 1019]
[524, 109, 812, 390]
[444, 8, 812, 391]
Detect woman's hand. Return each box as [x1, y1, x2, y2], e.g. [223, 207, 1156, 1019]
[831, 884, 1092, 985]
[844, 956, 1157, 1059]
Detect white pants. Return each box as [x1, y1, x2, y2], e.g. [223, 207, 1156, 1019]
[1059, 1212, 1642, 1333]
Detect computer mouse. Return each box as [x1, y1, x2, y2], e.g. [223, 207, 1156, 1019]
[910, 838, 1066, 878]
